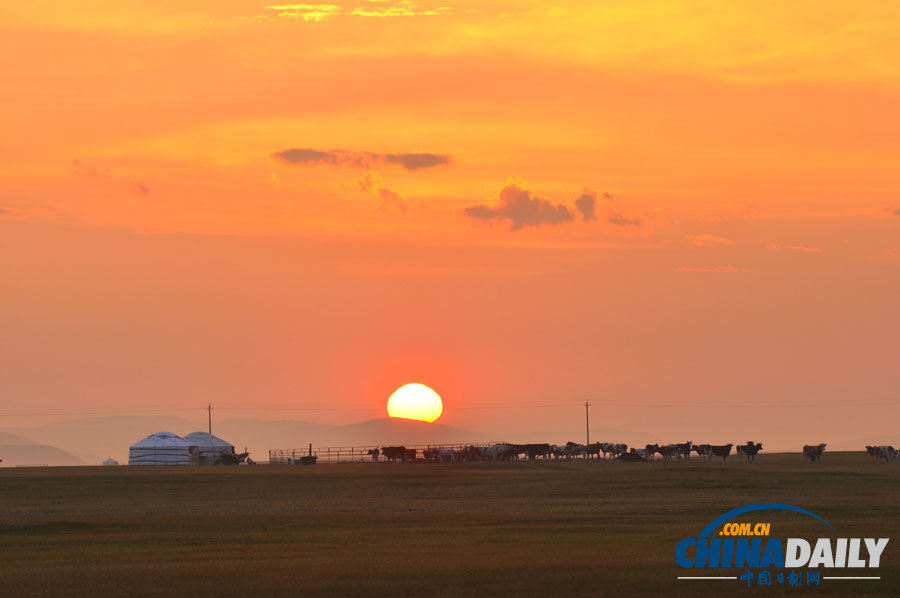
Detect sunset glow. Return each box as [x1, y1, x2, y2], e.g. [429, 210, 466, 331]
[1, 1, 898, 449]
[387, 384, 443, 422]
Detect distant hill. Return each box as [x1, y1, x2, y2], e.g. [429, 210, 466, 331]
[3, 416, 499, 465]
[0, 444, 85, 467]
[0, 430, 39, 445]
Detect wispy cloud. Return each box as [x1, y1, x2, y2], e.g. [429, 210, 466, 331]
[464, 180, 574, 231]
[137, 183, 150, 193]
[357, 171, 405, 210]
[265, 4, 341, 22]
[686, 233, 735, 247]
[786, 245, 822, 254]
[265, 2, 451, 22]
[676, 265, 744, 273]
[272, 147, 450, 171]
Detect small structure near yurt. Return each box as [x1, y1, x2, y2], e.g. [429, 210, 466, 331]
[102, 457, 119, 466]
[128, 431, 199, 466]
[183, 431, 236, 465]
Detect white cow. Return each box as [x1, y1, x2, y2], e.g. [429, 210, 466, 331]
[485, 444, 510, 461]
[438, 448, 456, 463]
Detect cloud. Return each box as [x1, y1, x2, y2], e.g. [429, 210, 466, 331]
[265, 2, 452, 21]
[357, 170, 405, 210]
[893, 207, 900, 216]
[608, 212, 641, 227]
[786, 245, 822, 254]
[383, 153, 449, 170]
[464, 181, 574, 231]
[574, 193, 596, 221]
[575, 190, 639, 226]
[137, 183, 150, 193]
[272, 147, 450, 171]
[686, 233, 735, 247]
[72, 159, 110, 177]
[265, 4, 341, 22]
[676, 265, 744, 273]
[597, 191, 640, 227]
[884, 249, 900, 257]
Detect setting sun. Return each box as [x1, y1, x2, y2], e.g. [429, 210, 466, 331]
[386, 383, 443, 422]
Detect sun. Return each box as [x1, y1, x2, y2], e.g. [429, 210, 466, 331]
[387, 383, 443, 422]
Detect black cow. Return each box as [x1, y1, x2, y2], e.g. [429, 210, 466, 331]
[737, 441, 763, 463]
[710, 443, 733, 463]
[802, 444, 826, 462]
[381, 446, 407, 463]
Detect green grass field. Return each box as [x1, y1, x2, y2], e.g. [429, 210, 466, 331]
[1, 452, 897, 597]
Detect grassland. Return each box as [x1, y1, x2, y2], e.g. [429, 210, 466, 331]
[1, 452, 898, 597]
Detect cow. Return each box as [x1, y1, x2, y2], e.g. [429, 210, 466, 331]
[458, 446, 483, 462]
[501, 444, 527, 461]
[616, 451, 648, 462]
[484, 444, 510, 461]
[366, 448, 379, 462]
[380, 446, 407, 463]
[657, 444, 678, 461]
[566, 442, 586, 460]
[613, 443, 628, 458]
[630, 447, 651, 459]
[585, 443, 604, 460]
[524, 443, 551, 461]
[710, 444, 733, 463]
[405, 448, 417, 462]
[550, 445, 569, 460]
[438, 448, 456, 463]
[868, 445, 898, 462]
[802, 444, 826, 462]
[692, 444, 712, 461]
[600, 442, 615, 459]
[644, 444, 660, 460]
[675, 441, 692, 461]
[737, 441, 763, 463]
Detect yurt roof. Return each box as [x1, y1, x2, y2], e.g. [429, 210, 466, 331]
[130, 431, 193, 449]
[183, 431, 234, 448]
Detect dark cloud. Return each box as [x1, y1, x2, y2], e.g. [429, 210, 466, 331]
[464, 183, 575, 231]
[0, 208, 10, 217]
[575, 193, 596, 221]
[575, 190, 640, 227]
[608, 212, 641, 227]
[272, 147, 449, 171]
[893, 207, 900, 216]
[137, 183, 150, 193]
[383, 153, 450, 170]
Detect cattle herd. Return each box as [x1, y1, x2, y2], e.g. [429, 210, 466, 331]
[364, 442, 900, 464]
[368, 441, 767, 463]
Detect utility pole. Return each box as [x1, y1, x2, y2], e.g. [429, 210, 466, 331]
[208, 403, 213, 435]
[585, 401, 591, 446]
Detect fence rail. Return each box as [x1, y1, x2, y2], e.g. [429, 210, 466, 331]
[269, 442, 509, 465]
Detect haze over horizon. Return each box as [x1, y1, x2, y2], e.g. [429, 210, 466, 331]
[2, 1, 899, 452]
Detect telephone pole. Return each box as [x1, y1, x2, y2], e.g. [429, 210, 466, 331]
[208, 403, 213, 435]
[585, 401, 591, 446]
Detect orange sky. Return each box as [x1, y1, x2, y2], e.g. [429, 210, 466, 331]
[1, 1, 899, 449]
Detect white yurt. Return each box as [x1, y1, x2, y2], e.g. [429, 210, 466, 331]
[183, 431, 235, 465]
[128, 431, 199, 466]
